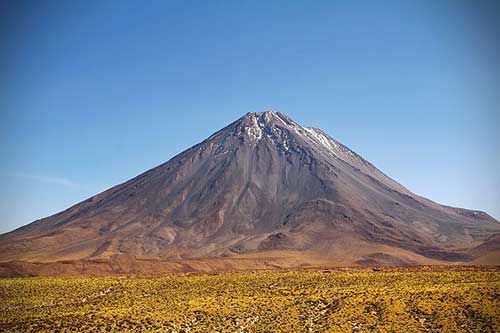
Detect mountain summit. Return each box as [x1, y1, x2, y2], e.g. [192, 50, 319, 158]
[1, 111, 499, 272]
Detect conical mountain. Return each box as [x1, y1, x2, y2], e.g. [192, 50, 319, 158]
[1, 111, 499, 271]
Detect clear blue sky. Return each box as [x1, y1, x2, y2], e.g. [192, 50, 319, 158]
[1, 1, 499, 233]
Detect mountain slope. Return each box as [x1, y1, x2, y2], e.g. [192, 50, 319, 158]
[1, 111, 499, 268]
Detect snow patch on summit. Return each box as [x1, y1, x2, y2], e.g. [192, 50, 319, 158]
[242, 114, 263, 141]
[303, 127, 340, 156]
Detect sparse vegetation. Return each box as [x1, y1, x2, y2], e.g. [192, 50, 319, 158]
[1, 270, 499, 332]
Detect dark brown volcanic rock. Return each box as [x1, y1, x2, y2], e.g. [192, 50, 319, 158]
[1, 111, 499, 269]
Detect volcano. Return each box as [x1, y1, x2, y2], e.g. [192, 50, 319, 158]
[1, 111, 499, 275]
